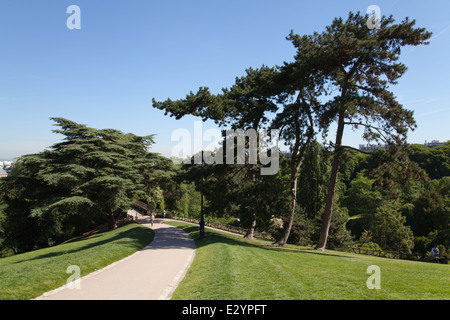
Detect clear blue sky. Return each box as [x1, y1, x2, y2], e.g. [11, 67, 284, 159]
[1, 0, 449, 159]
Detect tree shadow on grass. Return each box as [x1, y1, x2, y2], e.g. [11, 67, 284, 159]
[174, 223, 355, 261]
[10, 223, 154, 265]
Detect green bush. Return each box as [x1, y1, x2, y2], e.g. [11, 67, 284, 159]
[414, 234, 434, 255]
[287, 213, 316, 246]
[325, 207, 355, 250]
[436, 244, 448, 258]
[361, 242, 381, 251]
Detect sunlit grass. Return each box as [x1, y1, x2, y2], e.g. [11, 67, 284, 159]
[168, 222, 449, 300]
[0, 222, 154, 300]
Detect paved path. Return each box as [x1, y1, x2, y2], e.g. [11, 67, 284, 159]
[36, 213, 195, 300]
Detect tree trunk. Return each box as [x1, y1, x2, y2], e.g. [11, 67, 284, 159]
[244, 162, 258, 240]
[273, 176, 298, 246]
[108, 209, 117, 230]
[272, 103, 312, 247]
[315, 112, 345, 251]
[244, 213, 256, 240]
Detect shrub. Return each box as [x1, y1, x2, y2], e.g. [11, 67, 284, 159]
[286, 213, 316, 246]
[436, 244, 448, 258]
[361, 242, 381, 251]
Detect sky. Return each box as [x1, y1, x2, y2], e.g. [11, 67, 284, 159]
[0, 0, 449, 160]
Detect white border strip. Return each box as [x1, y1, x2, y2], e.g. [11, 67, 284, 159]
[33, 248, 145, 300]
[158, 241, 196, 300]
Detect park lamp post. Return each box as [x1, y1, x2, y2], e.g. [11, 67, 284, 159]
[199, 150, 205, 239]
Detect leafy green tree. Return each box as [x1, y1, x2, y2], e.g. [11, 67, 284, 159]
[322, 206, 354, 250]
[272, 207, 316, 247]
[371, 205, 414, 253]
[410, 142, 450, 180]
[408, 189, 449, 248]
[344, 173, 383, 238]
[164, 182, 201, 217]
[338, 149, 369, 187]
[297, 141, 331, 220]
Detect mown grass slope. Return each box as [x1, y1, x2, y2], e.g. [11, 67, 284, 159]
[168, 222, 449, 300]
[0, 222, 154, 300]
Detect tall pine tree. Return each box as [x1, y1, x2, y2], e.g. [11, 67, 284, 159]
[284, 12, 431, 250]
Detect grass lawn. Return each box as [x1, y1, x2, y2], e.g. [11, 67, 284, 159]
[0, 222, 154, 300]
[167, 221, 450, 300]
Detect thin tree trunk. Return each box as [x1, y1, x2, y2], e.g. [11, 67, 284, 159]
[108, 209, 117, 230]
[272, 176, 298, 246]
[244, 213, 256, 240]
[273, 98, 313, 246]
[244, 162, 258, 240]
[315, 111, 345, 251]
[273, 136, 307, 247]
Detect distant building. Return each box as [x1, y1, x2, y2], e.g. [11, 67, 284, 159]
[425, 140, 445, 148]
[358, 140, 447, 152]
[359, 144, 387, 152]
[1, 160, 15, 177]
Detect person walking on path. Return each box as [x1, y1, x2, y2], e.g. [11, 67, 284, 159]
[150, 213, 155, 227]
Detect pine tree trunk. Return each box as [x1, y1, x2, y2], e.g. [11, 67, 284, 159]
[315, 112, 345, 251]
[273, 176, 298, 246]
[244, 163, 258, 240]
[244, 213, 256, 240]
[272, 107, 312, 247]
[108, 209, 117, 230]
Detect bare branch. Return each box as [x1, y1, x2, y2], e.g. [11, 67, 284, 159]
[340, 145, 372, 155]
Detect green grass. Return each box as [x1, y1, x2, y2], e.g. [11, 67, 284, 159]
[168, 222, 450, 300]
[0, 222, 154, 300]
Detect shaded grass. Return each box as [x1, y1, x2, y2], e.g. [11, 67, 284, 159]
[0, 222, 154, 300]
[168, 222, 450, 300]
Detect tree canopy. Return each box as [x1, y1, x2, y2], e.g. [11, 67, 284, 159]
[0, 118, 173, 253]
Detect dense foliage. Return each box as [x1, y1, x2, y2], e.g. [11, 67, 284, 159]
[0, 118, 174, 254]
[167, 142, 449, 255]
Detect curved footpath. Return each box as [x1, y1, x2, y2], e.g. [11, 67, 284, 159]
[36, 212, 195, 300]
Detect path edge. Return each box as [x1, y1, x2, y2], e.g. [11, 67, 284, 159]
[33, 219, 196, 300]
[158, 235, 196, 300]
